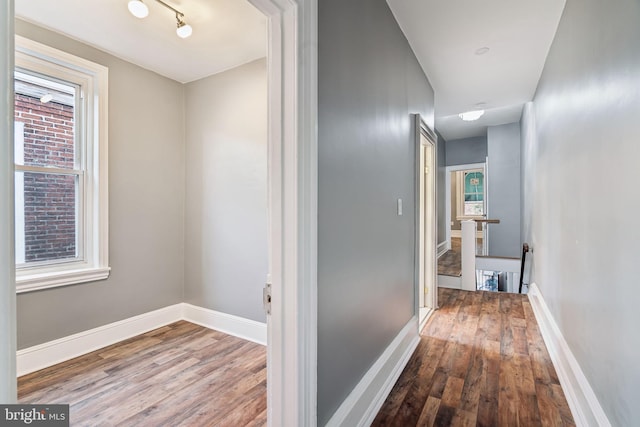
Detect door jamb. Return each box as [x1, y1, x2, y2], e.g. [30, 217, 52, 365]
[445, 162, 487, 250]
[415, 115, 438, 318]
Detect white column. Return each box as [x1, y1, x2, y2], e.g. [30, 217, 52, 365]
[0, 0, 17, 403]
[461, 220, 476, 291]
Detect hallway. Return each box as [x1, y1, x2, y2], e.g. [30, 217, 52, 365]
[372, 288, 574, 426]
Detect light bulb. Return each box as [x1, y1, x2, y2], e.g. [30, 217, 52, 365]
[128, 0, 149, 19]
[458, 110, 485, 121]
[176, 22, 193, 38]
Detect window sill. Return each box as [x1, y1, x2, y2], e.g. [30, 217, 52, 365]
[16, 266, 111, 294]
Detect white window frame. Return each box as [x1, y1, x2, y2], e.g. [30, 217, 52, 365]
[455, 168, 485, 220]
[14, 36, 109, 293]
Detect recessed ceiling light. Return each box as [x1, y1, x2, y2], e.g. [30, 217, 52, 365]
[475, 47, 490, 55]
[459, 110, 485, 121]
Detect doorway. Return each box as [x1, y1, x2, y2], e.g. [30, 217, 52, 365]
[416, 117, 437, 328]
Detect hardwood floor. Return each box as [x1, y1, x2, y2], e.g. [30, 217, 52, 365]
[372, 288, 575, 427]
[18, 321, 266, 426]
[438, 237, 483, 277]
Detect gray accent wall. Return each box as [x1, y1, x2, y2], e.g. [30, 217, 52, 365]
[487, 123, 521, 257]
[318, 0, 434, 423]
[15, 20, 185, 349]
[184, 59, 268, 323]
[523, 0, 640, 424]
[1, 2, 17, 402]
[445, 135, 487, 166]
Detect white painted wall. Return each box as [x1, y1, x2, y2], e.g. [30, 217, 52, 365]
[184, 58, 268, 323]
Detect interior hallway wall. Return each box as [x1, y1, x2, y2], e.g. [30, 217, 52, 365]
[318, 0, 435, 422]
[487, 122, 521, 257]
[184, 58, 268, 323]
[523, 0, 640, 424]
[14, 20, 185, 349]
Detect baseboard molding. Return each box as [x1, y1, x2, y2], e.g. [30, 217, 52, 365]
[527, 283, 611, 427]
[438, 274, 462, 289]
[17, 304, 183, 377]
[437, 241, 448, 258]
[326, 317, 420, 427]
[17, 303, 267, 377]
[182, 304, 266, 346]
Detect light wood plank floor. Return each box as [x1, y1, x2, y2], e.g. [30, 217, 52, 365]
[18, 321, 266, 426]
[373, 288, 575, 426]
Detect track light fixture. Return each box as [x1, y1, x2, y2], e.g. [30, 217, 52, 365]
[127, 0, 193, 39]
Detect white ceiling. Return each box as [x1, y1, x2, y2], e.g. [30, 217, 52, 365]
[387, 0, 566, 141]
[15, 0, 267, 84]
[16, 0, 566, 139]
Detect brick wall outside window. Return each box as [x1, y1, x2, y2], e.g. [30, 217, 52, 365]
[15, 93, 77, 263]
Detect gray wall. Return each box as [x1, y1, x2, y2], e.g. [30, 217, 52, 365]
[445, 135, 487, 166]
[1, 2, 17, 402]
[184, 59, 267, 323]
[15, 20, 185, 349]
[487, 123, 521, 257]
[318, 0, 434, 423]
[523, 0, 640, 424]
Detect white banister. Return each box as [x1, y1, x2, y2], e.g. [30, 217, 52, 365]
[461, 220, 476, 291]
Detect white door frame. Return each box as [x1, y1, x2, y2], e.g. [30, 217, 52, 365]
[444, 162, 487, 250]
[0, 0, 17, 404]
[227, 1, 319, 424]
[415, 115, 438, 316]
[2, 0, 319, 423]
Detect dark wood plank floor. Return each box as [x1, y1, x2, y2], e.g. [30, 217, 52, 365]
[18, 321, 266, 426]
[372, 288, 575, 427]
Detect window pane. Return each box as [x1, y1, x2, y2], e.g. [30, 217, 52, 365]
[15, 171, 79, 264]
[14, 72, 76, 169]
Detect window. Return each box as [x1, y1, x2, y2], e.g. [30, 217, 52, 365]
[14, 36, 109, 293]
[456, 169, 484, 218]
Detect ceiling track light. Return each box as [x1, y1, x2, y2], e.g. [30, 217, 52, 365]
[127, 0, 193, 39]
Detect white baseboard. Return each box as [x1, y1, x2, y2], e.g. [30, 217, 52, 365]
[17, 304, 183, 377]
[438, 274, 461, 289]
[182, 304, 266, 346]
[326, 317, 420, 427]
[17, 303, 267, 376]
[437, 241, 448, 258]
[527, 283, 611, 427]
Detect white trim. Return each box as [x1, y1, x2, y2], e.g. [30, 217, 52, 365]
[436, 241, 448, 258]
[17, 303, 269, 377]
[475, 256, 520, 272]
[246, 0, 318, 425]
[527, 283, 612, 427]
[15, 266, 110, 293]
[326, 318, 419, 427]
[182, 304, 266, 346]
[14, 35, 110, 292]
[438, 274, 462, 289]
[17, 304, 183, 377]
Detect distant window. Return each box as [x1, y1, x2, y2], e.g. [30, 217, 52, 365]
[456, 169, 484, 219]
[14, 36, 110, 293]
